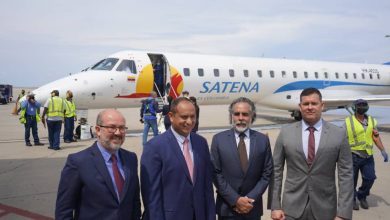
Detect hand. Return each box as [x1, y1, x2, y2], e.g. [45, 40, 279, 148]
[381, 150, 388, 162]
[234, 196, 254, 214]
[42, 118, 46, 129]
[271, 209, 285, 220]
[139, 118, 144, 124]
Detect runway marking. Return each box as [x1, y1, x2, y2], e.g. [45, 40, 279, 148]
[0, 203, 53, 220]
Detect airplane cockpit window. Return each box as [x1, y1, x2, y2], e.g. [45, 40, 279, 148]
[116, 60, 137, 73]
[91, 58, 119, 71]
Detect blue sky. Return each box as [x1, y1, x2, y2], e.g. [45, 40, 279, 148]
[1, 0, 389, 87]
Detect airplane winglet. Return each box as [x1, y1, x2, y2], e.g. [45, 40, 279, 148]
[383, 61, 390, 65]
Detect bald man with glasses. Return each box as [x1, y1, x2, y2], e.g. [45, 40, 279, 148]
[55, 109, 141, 220]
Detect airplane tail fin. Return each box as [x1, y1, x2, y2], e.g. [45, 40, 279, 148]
[383, 61, 390, 65]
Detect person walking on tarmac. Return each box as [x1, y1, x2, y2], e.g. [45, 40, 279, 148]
[19, 93, 44, 147]
[64, 90, 77, 143]
[345, 99, 388, 210]
[42, 90, 66, 150]
[140, 91, 161, 146]
[12, 89, 25, 115]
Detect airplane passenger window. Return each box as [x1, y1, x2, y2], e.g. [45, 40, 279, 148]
[244, 70, 249, 77]
[282, 71, 286, 78]
[293, 71, 297, 78]
[353, 73, 357, 79]
[257, 70, 262, 78]
[324, 72, 328, 79]
[361, 73, 365, 79]
[229, 69, 235, 77]
[91, 58, 119, 71]
[304, 72, 308, 78]
[198, 68, 204, 77]
[270, 70, 275, 78]
[369, 73, 373, 79]
[344, 72, 348, 79]
[183, 68, 190, 76]
[116, 60, 137, 73]
[214, 69, 220, 77]
[335, 72, 339, 79]
[314, 72, 318, 79]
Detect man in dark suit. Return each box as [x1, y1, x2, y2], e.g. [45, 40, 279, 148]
[55, 109, 141, 220]
[141, 97, 215, 220]
[211, 97, 273, 220]
[268, 88, 353, 220]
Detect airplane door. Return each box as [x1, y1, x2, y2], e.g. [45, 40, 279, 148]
[147, 53, 172, 100]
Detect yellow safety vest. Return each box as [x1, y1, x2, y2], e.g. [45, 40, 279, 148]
[345, 115, 376, 155]
[47, 96, 65, 118]
[19, 107, 41, 124]
[64, 99, 76, 118]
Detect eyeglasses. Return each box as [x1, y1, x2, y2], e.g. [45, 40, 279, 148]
[98, 125, 128, 133]
[233, 112, 250, 117]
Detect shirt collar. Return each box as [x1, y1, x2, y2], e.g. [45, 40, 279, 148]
[234, 129, 250, 139]
[170, 127, 191, 144]
[97, 141, 119, 162]
[302, 119, 322, 131]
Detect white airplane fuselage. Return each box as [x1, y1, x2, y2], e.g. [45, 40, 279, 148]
[32, 50, 390, 115]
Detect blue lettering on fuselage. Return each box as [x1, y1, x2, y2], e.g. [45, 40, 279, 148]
[200, 81, 259, 93]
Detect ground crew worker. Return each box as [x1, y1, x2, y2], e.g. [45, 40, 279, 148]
[63, 90, 77, 143]
[42, 90, 66, 150]
[12, 89, 25, 115]
[345, 99, 388, 210]
[19, 93, 44, 146]
[140, 91, 161, 145]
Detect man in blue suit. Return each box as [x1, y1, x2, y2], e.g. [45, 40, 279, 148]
[211, 97, 273, 220]
[55, 109, 141, 220]
[141, 97, 216, 220]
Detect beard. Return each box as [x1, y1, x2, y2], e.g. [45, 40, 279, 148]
[233, 122, 250, 133]
[100, 136, 123, 152]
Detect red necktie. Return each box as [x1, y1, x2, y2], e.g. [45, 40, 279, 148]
[238, 133, 249, 173]
[111, 154, 124, 195]
[307, 127, 316, 166]
[183, 138, 194, 182]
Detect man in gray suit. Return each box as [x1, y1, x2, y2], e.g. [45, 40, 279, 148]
[268, 88, 353, 220]
[211, 97, 273, 220]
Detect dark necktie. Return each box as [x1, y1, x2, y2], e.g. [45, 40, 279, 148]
[111, 154, 124, 195]
[307, 127, 316, 166]
[238, 133, 248, 173]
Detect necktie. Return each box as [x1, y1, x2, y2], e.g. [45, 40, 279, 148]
[307, 127, 316, 166]
[183, 138, 194, 182]
[238, 133, 248, 173]
[111, 154, 124, 195]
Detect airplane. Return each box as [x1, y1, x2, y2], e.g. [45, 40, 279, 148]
[31, 50, 390, 120]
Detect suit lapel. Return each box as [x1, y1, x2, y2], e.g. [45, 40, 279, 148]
[294, 122, 308, 164]
[91, 144, 118, 202]
[167, 130, 193, 184]
[312, 120, 329, 165]
[246, 129, 257, 175]
[227, 129, 243, 175]
[191, 134, 200, 185]
[118, 150, 132, 202]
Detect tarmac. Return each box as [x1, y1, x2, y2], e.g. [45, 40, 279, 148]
[0, 101, 390, 220]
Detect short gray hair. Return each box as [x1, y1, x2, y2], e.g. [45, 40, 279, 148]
[228, 97, 256, 124]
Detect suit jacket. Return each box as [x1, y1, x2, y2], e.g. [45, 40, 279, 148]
[268, 120, 353, 220]
[211, 129, 273, 219]
[55, 142, 141, 220]
[141, 129, 216, 220]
